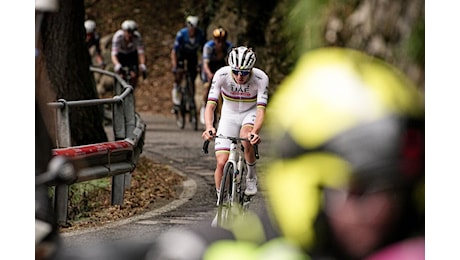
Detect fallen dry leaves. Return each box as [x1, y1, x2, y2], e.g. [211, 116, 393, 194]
[60, 156, 185, 233]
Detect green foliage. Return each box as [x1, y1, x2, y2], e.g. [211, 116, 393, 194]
[74, 179, 109, 219]
[283, 0, 328, 62]
[55, 178, 111, 220]
[403, 17, 425, 66]
[263, 0, 329, 94]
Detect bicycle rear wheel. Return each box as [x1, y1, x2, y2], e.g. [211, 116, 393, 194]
[184, 79, 198, 131]
[189, 100, 198, 131]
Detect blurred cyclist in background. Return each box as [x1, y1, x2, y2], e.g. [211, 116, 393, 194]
[200, 26, 233, 126]
[111, 19, 147, 87]
[84, 19, 105, 68]
[170, 15, 205, 112]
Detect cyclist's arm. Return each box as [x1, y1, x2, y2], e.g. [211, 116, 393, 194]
[203, 70, 223, 136]
[170, 49, 177, 70]
[111, 54, 121, 71]
[202, 101, 217, 140]
[202, 44, 213, 80]
[95, 54, 104, 67]
[248, 108, 265, 145]
[111, 31, 122, 69]
[203, 60, 213, 81]
[204, 102, 217, 134]
[94, 35, 102, 54]
[171, 31, 183, 71]
[136, 36, 146, 67]
[250, 70, 269, 143]
[94, 39, 105, 66]
[138, 52, 145, 67]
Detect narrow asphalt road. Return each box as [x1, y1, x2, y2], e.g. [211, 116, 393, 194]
[59, 112, 271, 252]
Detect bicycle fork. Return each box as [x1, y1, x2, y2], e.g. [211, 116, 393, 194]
[230, 143, 245, 206]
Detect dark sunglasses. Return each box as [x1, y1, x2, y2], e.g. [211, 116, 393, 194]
[232, 70, 251, 76]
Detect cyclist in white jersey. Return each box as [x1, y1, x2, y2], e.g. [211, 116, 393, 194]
[202, 46, 269, 199]
[111, 20, 146, 87]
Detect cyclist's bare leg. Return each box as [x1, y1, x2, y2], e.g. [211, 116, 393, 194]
[241, 125, 258, 196]
[129, 70, 138, 87]
[214, 152, 229, 191]
[240, 125, 256, 164]
[172, 69, 184, 110]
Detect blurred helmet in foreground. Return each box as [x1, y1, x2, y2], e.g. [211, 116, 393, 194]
[264, 47, 424, 250]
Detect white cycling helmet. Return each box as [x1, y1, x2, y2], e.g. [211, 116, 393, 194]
[228, 46, 257, 71]
[84, 20, 96, 33]
[186, 16, 199, 28]
[121, 20, 137, 31]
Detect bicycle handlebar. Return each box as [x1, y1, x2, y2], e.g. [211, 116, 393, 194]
[202, 134, 259, 159]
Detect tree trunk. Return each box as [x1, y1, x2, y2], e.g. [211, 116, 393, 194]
[37, 0, 107, 146]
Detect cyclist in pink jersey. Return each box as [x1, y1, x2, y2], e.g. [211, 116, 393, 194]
[202, 46, 269, 201]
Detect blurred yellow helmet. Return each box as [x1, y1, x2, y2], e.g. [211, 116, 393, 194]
[263, 47, 424, 249]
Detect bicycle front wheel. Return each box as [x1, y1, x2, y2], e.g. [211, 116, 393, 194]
[217, 162, 234, 227]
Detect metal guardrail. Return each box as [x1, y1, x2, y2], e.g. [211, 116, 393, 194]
[48, 67, 146, 225]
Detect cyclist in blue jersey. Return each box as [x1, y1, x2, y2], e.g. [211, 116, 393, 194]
[200, 26, 233, 125]
[170, 16, 206, 111]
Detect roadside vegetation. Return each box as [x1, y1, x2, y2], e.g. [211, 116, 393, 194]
[60, 157, 184, 232]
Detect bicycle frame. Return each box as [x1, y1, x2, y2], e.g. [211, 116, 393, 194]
[223, 137, 246, 206]
[202, 134, 259, 227]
